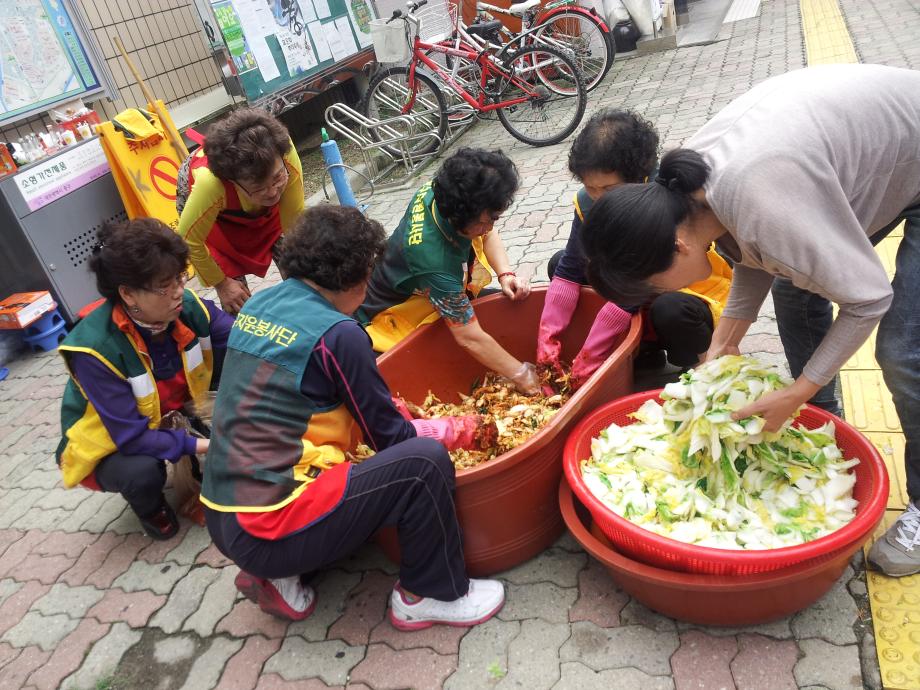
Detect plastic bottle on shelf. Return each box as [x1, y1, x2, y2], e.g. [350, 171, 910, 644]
[40, 127, 60, 154]
[25, 134, 45, 162]
[12, 140, 30, 166]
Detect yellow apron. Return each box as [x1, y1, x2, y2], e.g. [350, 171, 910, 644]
[366, 237, 493, 352]
[681, 248, 733, 325]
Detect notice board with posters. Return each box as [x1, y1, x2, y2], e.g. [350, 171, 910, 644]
[0, 0, 105, 126]
[210, 0, 377, 103]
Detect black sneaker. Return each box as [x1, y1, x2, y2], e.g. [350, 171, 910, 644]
[138, 501, 179, 540]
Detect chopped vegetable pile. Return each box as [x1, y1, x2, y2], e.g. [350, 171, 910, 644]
[418, 371, 570, 469]
[582, 356, 860, 550]
[352, 370, 571, 470]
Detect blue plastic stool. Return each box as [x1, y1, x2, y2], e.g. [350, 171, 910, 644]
[23, 308, 68, 353]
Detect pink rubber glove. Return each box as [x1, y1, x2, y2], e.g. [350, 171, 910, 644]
[536, 277, 581, 374]
[411, 416, 493, 451]
[571, 302, 631, 390]
[392, 396, 415, 421]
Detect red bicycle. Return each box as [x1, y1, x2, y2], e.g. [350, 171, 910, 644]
[361, 0, 587, 156]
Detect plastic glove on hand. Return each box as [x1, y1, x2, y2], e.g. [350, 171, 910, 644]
[570, 302, 631, 390]
[536, 338, 563, 376]
[411, 416, 497, 452]
[536, 278, 580, 376]
[392, 396, 415, 421]
[509, 361, 541, 395]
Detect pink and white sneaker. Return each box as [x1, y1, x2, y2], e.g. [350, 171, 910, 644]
[234, 572, 316, 621]
[389, 579, 505, 631]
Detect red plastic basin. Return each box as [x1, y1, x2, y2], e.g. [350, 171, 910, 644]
[564, 390, 889, 575]
[559, 480, 861, 625]
[375, 286, 642, 576]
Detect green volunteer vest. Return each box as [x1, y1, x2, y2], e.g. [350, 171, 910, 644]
[359, 183, 472, 321]
[201, 278, 352, 511]
[56, 290, 213, 487]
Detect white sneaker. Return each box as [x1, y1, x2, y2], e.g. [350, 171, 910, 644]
[235, 572, 316, 621]
[389, 579, 505, 631]
[867, 502, 920, 577]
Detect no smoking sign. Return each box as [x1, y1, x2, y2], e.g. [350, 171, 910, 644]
[149, 156, 179, 201]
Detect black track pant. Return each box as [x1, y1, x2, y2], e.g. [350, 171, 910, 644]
[205, 437, 469, 601]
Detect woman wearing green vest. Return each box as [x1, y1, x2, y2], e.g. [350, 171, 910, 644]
[56, 219, 233, 540]
[202, 205, 506, 628]
[358, 148, 540, 395]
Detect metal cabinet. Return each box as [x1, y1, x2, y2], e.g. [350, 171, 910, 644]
[0, 138, 126, 323]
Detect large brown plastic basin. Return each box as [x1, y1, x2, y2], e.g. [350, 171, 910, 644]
[375, 286, 642, 576]
[559, 480, 858, 626]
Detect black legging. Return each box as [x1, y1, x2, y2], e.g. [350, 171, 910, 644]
[205, 437, 469, 602]
[547, 250, 713, 367]
[93, 452, 167, 518]
[649, 292, 714, 367]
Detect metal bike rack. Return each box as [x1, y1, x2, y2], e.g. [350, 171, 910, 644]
[323, 95, 475, 195]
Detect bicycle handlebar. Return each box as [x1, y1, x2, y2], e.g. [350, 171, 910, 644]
[389, 0, 427, 22]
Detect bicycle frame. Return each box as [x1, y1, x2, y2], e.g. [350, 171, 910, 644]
[408, 34, 545, 113]
[477, 0, 607, 29]
[446, 0, 605, 62]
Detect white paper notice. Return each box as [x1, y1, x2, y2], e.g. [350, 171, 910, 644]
[297, 0, 317, 23]
[252, 35, 281, 80]
[333, 16, 359, 58]
[312, 0, 332, 19]
[277, 28, 318, 74]
[307, 21, 333, 62]
[233, 0, 272, 38]
[324, 22, 347, 61]
[345, 0, 375, 48]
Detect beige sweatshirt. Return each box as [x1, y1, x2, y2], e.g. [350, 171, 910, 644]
[687, 64, 920, 385]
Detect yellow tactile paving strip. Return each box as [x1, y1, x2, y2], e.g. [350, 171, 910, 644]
[799, 0, 859, 64]
[867, 514, 920, 690]
[798, 1, 915, 686]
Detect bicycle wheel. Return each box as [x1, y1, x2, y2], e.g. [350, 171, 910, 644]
[360, 66, 448, 158]
[532, 10, 613, 92]
[494, 45, 587, 147]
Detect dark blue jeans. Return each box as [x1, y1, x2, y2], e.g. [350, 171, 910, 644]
[771, 279, 842, 415]
[772, 207, 920, 500]
[876, 207, 920, 501]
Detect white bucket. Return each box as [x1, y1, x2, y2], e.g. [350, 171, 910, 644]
[370, 19, 410, 63]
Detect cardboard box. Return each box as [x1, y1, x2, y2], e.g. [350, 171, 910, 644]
[0, 291, 55, 330]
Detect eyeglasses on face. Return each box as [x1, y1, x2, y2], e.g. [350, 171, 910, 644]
[144, 271, 190, 297]
[237, 164, 289, 197]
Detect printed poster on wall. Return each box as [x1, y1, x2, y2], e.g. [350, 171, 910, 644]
[345, 0, 375, 48]
[212, 0, 257, 74]
[277, 28, 318, 74]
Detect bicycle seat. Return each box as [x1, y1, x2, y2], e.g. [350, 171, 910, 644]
[507, 0, 541, 16]
[467, 19, 504, 39]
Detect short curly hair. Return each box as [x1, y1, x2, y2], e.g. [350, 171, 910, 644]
[568, 109, 659, 183]
[279, 206, 387, 291]
[89, 218, 189, 302]
[204, 108, 291, 183]
[432, 148, 520, 232]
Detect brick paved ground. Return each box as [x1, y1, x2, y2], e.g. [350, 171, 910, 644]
[1, 0, 918, 687]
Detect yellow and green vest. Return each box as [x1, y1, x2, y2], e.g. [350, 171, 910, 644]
[201, 278, 362, 513]
[55, 290, 214, 488]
